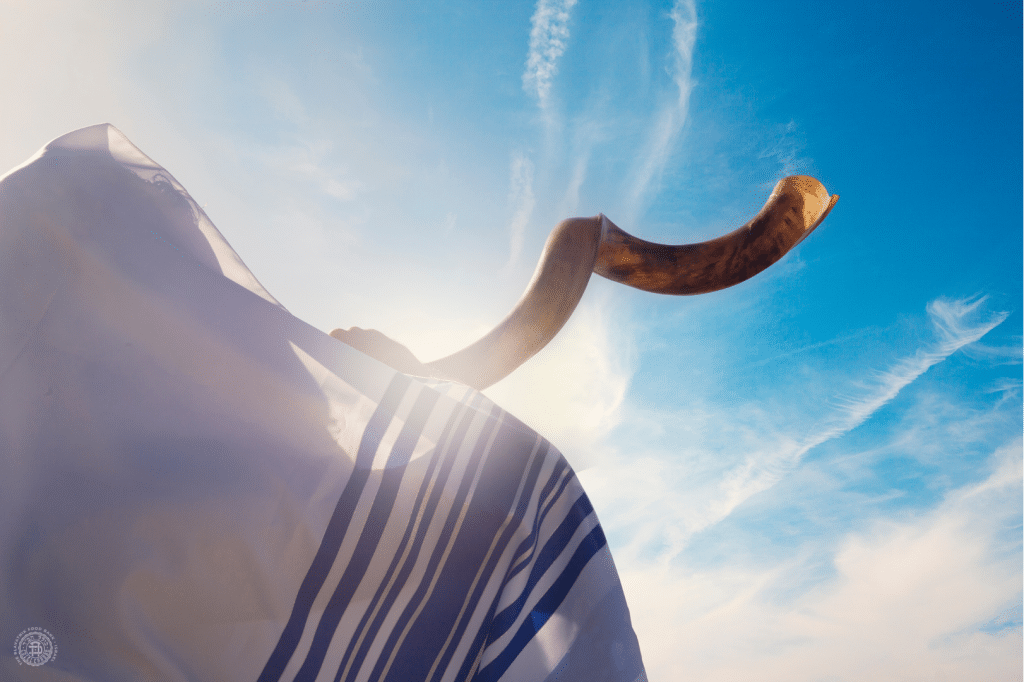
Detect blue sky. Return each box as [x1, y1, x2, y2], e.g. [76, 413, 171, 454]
[1, 0, 1020, 679]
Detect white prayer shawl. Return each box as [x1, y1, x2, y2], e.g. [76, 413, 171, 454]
[0, 124, 646, 682]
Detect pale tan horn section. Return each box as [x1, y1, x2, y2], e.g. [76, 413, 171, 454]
[423, 217, 605, 390]
[335, 176, 837, 390]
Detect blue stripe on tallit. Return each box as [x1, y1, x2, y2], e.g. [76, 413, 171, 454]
[257, 373, 413, 682]
[446, 456, 575, 682]
[475, 524, 608, 682]
[487, 492, 596, 642]
[377, 414, 547, 682]
[328, 394, 483, 682]
[506, 460, 569, 571]
[335, 394, 491, 682]
[260, 378, 622, 682]
[366, 403, 507, 681]
[541, 581, 647, 682]
[294, 384, 442, 680]
[424, 442, 550, 682]
[506, 464, 576, 582]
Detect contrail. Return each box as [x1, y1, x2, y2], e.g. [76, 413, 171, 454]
[522, 0, 578, 110]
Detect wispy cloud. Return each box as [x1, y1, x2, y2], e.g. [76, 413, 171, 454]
[625, 0, 698, 222]
[927, 295, 1008, 352]
[502, 152, 536, 270]
[586, 295, 1019, 681]
[737, 325, 882, 371]
[560, 151, 589, 217]
[819, 296, 1007, 434]
[583, 295, 1011, 569]
[619, 436, 1022, 682]
[710, 296, 1009, 535]
[757, 119, 809, 183]
[522, 0, 578, 110]
[667, 0, 698, 109]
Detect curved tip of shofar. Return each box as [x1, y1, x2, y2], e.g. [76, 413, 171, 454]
[595, 175, 838, 295]
[415, 176, 836, 390]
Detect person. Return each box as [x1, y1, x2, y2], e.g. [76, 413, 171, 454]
[0, 123, 646, 681]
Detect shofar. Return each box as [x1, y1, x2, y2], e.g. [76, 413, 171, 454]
[333, 175, 838, 390]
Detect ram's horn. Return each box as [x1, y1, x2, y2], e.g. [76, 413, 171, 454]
[423, 216, 605, 391]
[418, 175, 837, 390]
[594, 175, 838, 294]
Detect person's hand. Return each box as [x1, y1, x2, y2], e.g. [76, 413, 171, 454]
[329, 327, 429, 377]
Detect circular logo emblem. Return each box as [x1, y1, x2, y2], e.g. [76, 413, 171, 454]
[13, 627, 57, 666]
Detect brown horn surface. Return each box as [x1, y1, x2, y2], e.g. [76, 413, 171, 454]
[595, 175, 838, 294]
[390, 176, 836, 390]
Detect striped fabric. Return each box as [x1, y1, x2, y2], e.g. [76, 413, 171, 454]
[0, 124, 646, 682]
